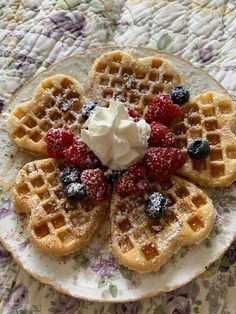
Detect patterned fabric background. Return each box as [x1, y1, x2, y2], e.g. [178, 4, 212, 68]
[0, 0, 236, 313]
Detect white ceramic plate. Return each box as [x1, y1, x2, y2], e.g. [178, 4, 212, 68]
[0, 46, 236, 302]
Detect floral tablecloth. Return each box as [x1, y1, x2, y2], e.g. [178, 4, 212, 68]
[0, 0, 236, 313]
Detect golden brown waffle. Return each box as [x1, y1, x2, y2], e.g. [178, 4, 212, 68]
[7, 53, 227, 271]
[12, 158, 110, 256]
[7, 75, 85, 155]
[110, 175, 216, 273]
[170, 92, 236, 187]
[87, 50, 182, 112]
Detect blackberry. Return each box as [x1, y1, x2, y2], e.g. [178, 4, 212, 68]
[64, 182, 87, 201]
[145, 192, 168, 219]
[81, 100, 100, 119]
[105, 169, 123, 184]
[170, 86, 190, 106]
[188, 140, 210, 159]
[60, 166, 81, 185]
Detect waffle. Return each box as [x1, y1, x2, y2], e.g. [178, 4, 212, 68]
[87, 50, 182, 113]
[170, 92, 236, 187]
[12, 158, 110, 256]
[110, 175, 216, 273]
[7, 53, 226, 271]
[7, 75, 86, 155]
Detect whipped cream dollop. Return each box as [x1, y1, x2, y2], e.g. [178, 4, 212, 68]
[81, 101, 151, 170]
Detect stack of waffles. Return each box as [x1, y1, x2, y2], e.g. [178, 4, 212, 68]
[6, 51, 236, 272]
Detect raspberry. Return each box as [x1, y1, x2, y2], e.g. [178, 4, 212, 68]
[148, 122, 177, 148]
[81, 168, 108, 201]
[145, 147, 185, 181]
[46, 127, 74, 158]
[127, 107, 141, 121]
[64, 138, 101, 170]
[144, 94, 181, 125]
[164, 132, 177, 147]
[114, 165, 148, 197]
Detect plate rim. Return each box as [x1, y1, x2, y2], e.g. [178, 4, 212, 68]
[1, 225, 235, 303]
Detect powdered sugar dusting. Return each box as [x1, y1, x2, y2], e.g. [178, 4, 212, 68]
[114, 165, 148, 196]
[81, 168, 108, 202]
[145, 147, 185, 181]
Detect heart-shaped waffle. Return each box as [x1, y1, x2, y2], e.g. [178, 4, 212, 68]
[7, 75, 86, 155]
[87, 50, 182, 113]
[171, 92, 236, 187]
[7, 51, 223, 272]
[13, 158, 110, 255]
[110, 175, 215, 273]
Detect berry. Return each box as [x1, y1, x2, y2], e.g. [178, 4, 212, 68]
[60, 166, 81, 185]
[46, 127, 74, 158]
[145, 147, 186, 181]
[64, 182, 87, 201]
[144, 94, 181, 125]
[148, 122, 177, 148]
[114, 165, 148, 197]
[105, 169, 123, 184]
[188, 140, 210, 159]
[127, 107, 141, 121]
[163, 132, 177, 147]
[81, 100, 100, 119]
[64, 138, 101, 170]
[81, 168, 108, 201]
[145, 192, 168, 219]
[170, 86, 190, 106]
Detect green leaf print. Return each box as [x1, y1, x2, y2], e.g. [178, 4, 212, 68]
[109, 274, 119, 281]
[224, 194, 236, 201]
[196, 300, 202, 306]
[91, 0, 114, 10]
[203, 238, 212, 248]
[202, 279, 210, 289]
[180, 246, 190, 258]
[154, 305, 165, 314]
[193, 306, 200, 313]
[119, 266, 133, 280]
[223, 195, 236, 211]
[16, 310, 33, 314]
[109, 284, 118, 298]
[74, 251, 89, 269]
[156, 34, 172, 51]
[220, 256, 230, 269]
[98, 277, 107, 288]
[214, 224, 223, 235]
